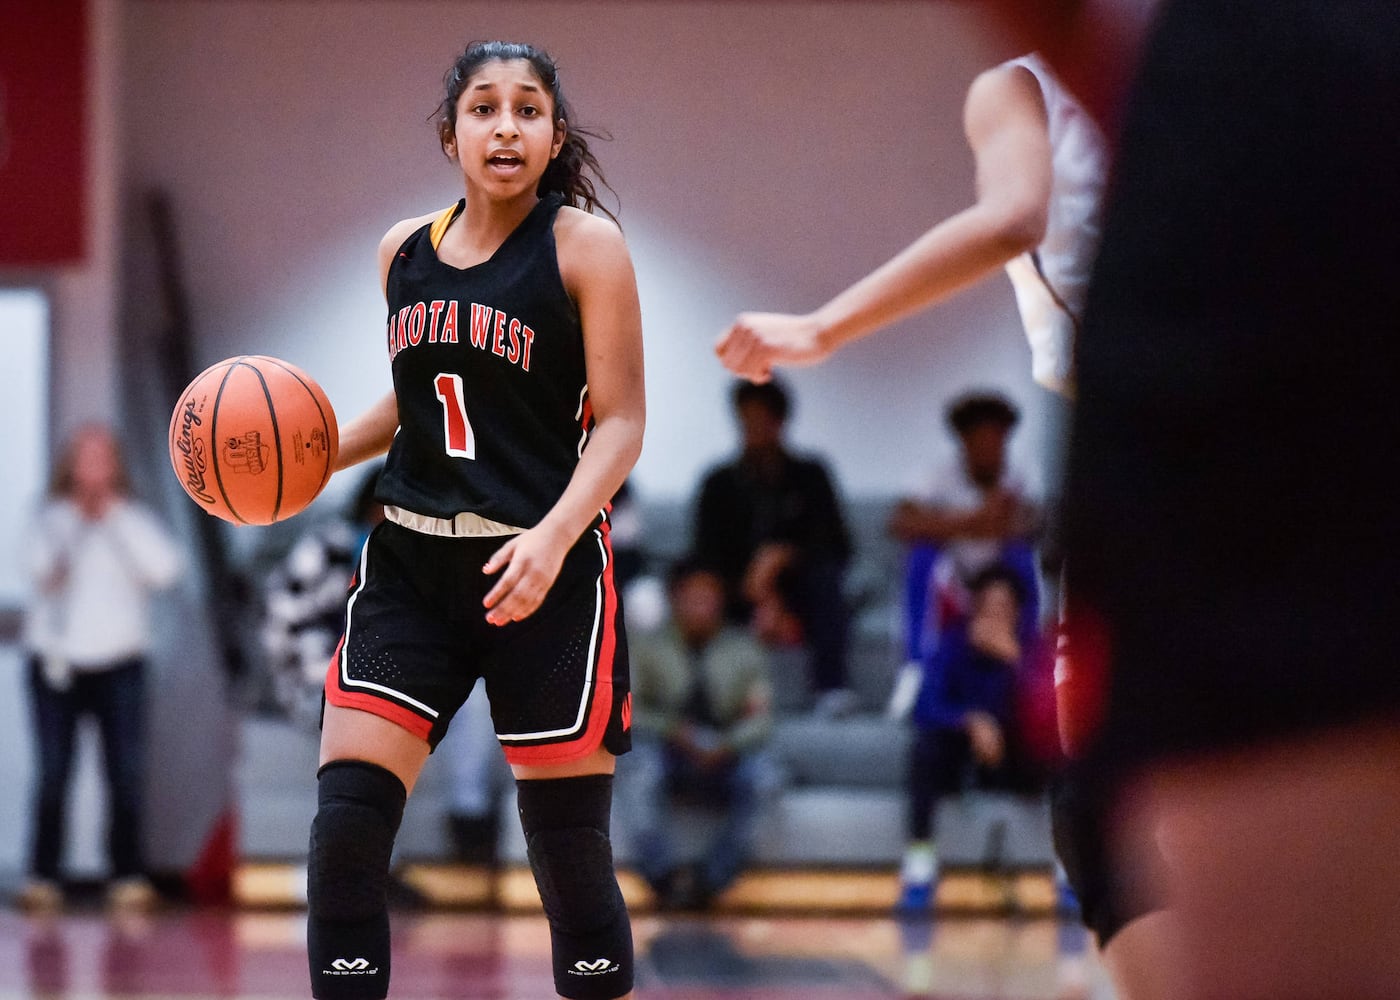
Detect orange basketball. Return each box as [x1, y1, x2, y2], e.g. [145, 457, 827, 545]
[169, 355, 338, 525]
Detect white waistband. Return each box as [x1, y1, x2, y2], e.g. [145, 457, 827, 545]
[384, 505, 525, 537]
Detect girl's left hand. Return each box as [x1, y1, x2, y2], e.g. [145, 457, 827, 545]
[482, 525, 571, 626]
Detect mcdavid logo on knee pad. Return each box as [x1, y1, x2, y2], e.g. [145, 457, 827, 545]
[324, 957, 379, 975]
[572, 957, 619, 976]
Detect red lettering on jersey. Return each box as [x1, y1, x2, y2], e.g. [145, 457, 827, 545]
[469, 303, 491, 349]
[407, 302, 426, 347]
[396, 306, 412, 353]
[386, 315, 398, 361]
[492, 310, 507, 357]
[521, 325, 536, 372]
[427, 300, 445, 344]
[507, 318, 522, 364]
[442, 300, 459, 344]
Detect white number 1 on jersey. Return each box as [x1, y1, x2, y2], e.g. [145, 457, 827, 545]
[433, 373, 476, 459]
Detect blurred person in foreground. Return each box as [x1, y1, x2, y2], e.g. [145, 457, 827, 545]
[18, 424, 183, 911]
[614, 557, 780, 910]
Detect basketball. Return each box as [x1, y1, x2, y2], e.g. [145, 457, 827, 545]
[169, 355, 338, 525]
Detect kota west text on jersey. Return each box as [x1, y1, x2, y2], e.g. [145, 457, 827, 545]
[387, 299, 536, 372]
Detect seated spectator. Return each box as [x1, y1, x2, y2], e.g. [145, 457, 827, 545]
[692, 378, 857, 716]
[897, 563, 1048, 913]
[614, 557, 781, 910]
[887, 392, 1042, 722]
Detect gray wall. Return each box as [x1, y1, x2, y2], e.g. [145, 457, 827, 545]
[2, 1, 1069, 882]
[120, 0, 1063, 519]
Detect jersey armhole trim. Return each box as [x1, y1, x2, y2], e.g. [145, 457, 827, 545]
[429, 202, 465, 252]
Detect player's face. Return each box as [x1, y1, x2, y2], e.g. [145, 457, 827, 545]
[737, 400, 784, 453]
[672, 571, 725, 640]
[447, 59, 564, 199]
[71, 428, 121, 496]
[961, 423, 1009, 487]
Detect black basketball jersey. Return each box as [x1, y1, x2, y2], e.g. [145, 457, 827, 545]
[376, 194, 590, 527]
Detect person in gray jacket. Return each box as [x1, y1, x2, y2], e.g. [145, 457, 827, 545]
[615, 556, 781, 909]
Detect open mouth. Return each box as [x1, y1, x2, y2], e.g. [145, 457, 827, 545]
[488, 154, 523, 168]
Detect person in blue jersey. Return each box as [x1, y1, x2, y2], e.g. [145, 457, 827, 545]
[308, 41, 643, 1000]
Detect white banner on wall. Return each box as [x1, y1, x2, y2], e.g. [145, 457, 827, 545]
[0, 287, 49, 609]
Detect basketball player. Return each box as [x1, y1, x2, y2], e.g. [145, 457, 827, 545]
[1043, 2, 1400, 997]
[715, 52, 1176, 1000]
[309, 42, 643, 1000]
[727, 2, 1400, 997]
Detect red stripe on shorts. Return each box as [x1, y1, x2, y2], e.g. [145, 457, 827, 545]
[503, 518, 619, 766]
[323, 639, 434, 742]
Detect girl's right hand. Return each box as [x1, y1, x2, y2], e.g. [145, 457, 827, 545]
[481, 523, 571, 626]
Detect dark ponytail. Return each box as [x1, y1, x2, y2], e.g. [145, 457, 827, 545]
[434, 41, 619, 224]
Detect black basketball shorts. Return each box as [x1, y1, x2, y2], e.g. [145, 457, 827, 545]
[324, 518, 631, 765]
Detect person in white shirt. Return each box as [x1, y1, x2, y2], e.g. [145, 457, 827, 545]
[891, 391, 1042, 621]
[18, 424, 183, 910]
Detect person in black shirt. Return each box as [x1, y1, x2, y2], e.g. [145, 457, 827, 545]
[692, 379, 855, 715]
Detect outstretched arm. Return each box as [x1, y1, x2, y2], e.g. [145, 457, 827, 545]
[716, 64, 1052, 382]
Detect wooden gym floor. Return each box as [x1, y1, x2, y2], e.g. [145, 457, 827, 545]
[0, 866, 1111, 1000]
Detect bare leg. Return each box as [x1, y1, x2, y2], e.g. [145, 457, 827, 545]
[319, 701, 430, 793]
[1118, 718, 1400, 1000]
[1098, 910, 1184, 1000]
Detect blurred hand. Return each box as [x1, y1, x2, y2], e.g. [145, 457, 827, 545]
[969, 612, 1021, 665]
[716, 312, 833, 383]
[671, 723, 734, 773]
[741, 542, 796, 605]
[967, 489, 1017, 538]
[887, 499, 932, 542]
[74, 485, 116, 522]
[966, 710, 1006, 767]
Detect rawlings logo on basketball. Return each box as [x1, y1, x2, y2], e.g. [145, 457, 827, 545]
[222, 431, 270, 475]
[174, 399, 215, 504]
[170, 356, 338, 525]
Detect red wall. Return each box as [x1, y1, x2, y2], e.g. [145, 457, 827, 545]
[0, 0, 88, 265]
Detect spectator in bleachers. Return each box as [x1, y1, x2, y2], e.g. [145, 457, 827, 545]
[897, 563, 1047, 913]
[18, 423, 183, 911]
[692, 378, 856, 716]
[614, 557, 780, 910]
[889, 391, 1042, 672]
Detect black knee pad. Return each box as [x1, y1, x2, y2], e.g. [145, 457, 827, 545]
[518, 774, 633, 1000]
[307, 760, 406, 1000]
